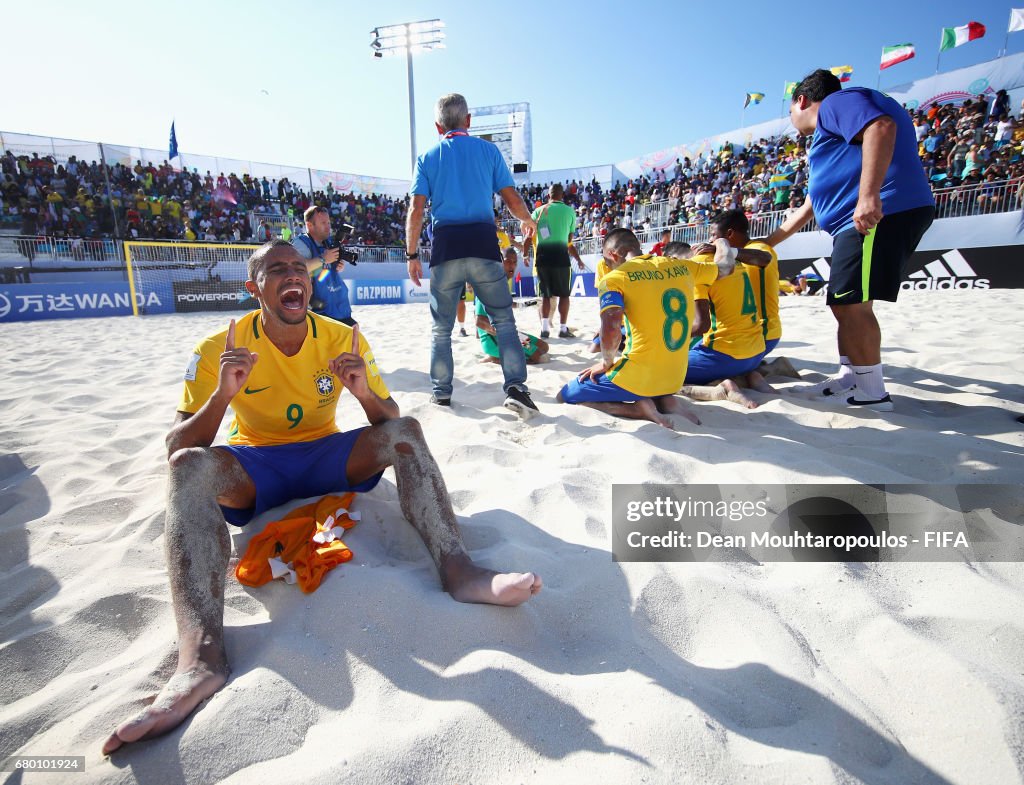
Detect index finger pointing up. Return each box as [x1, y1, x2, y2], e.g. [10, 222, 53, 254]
[351, 323, 360, 355]
[225, 319, 236, 351]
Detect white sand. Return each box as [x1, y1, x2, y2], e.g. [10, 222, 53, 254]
[1, 290, 1023, 785]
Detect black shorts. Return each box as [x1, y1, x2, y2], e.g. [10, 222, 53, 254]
[536, 245, 571, 267]
[826, 205, 934, 305]
[535, 265, 573, 298]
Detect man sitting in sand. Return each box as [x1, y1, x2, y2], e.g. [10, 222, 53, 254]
[585, 241, 692, 355]
[478, 247, 550, 365]
[102, 240, 541, 755]
[680, 210, 776, 409]
[556, 228, 729, 429]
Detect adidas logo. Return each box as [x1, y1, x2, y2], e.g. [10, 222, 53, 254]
[901, 250, 990, 290]
[800, 258, 831, 280]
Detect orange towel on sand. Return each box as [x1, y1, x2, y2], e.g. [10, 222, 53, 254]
[235, 493, 359, 593]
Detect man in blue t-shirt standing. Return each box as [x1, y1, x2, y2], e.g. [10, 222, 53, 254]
[768, 69, 934, 411]
[405, 93, 539, 417]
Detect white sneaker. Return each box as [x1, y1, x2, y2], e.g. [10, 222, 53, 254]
[790, 378, 854, 397]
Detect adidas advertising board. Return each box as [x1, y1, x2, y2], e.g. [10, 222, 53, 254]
[779, 247, 1015, 291]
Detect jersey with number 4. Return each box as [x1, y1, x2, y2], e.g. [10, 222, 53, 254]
[178, 310, 390, 446]
[693, 254, 766, 360]
[741, 240, 781, 342]
[599, 254, 719, 397]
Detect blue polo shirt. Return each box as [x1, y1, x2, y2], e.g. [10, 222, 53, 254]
[807, 88, 934, 237]
[410, 130, 514, 265]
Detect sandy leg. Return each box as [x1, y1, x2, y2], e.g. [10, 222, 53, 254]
[103, 447, 248, 754]
[350, 417, 541, 607]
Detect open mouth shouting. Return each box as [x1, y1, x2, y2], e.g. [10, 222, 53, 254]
[279, 284, 307, 312]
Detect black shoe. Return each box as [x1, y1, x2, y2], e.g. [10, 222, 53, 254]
[540, 329, 550, 339]
[503, 386, 538, 419]
[558, 326, 572, 338]
[459, 327, 468, 337]
[430, 394, 451, 407]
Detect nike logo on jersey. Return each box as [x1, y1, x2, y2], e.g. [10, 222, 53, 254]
[833, 290, 856, 299]
[243, 386, 271, 394]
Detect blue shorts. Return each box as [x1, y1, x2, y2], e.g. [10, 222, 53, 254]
[215, 429, 383, 526]
[685, 345, 763, 385]
[763, 338, 779, 357]
[560, 374, 638, 403]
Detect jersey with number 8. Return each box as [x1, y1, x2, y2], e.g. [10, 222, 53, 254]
[178, 310, 390, 446]
[598, 254, 719, 397]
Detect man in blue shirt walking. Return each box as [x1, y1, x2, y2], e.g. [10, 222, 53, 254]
[768, 70, 935, 411]
[405, 93, 539, 417]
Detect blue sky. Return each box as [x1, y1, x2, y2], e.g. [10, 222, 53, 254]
[5, 0, 1022, 179]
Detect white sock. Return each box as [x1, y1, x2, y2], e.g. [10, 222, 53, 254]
[542, 318, 550, 332]
[839, 356, 856, 386]
[850, 363, 886, 399]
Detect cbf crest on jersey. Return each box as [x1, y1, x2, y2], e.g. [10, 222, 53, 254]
[314, 370, 335, 398]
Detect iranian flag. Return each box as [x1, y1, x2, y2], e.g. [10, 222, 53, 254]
[880, 43, 915, 70]
[940, 21, 986, 51]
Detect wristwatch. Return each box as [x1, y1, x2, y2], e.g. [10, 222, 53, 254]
[406, 250, 419, 260]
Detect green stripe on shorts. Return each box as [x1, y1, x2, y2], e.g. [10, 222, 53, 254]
[861, 226, 877, 303]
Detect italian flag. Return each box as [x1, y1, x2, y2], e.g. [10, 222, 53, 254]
[880, 43, 915, 70]
[940, 21, 986, 51]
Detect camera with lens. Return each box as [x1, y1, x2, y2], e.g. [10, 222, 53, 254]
[327, 222, 359, 266]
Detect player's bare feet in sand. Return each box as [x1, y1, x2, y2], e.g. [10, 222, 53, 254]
[680, 380, 759, 409]
[745, 370, 776, 394]
[102, 663, 228, 755]
[721, 379, 759, 409]
[759, 356, 800, 379]
[442, 553, 542, 606]
[655, 394, 700, 425]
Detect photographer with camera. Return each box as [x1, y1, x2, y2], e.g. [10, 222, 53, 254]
[292, 205, 357, 326]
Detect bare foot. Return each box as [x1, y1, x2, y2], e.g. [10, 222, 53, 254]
[102, 665, 228, 755]
[656, 395, 700, 425]
[635, 397, 676, 429]
[442, 554, 542, 606]
[722, 379, 758, 409]
[759, 356, 801, 379]
[744, 370, 776, 394]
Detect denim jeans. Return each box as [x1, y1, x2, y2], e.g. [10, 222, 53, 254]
[428, 256, 528, 398]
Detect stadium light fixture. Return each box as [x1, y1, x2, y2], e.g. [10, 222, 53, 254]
[371, 19, 446, 175]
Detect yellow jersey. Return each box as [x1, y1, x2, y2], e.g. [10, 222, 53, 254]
[179, 310, 390, 447]
[496, 229, 512, 252]
[741, 240, 781, 342]
[599, 254, 719, 397]
[693, 253, 765, 360]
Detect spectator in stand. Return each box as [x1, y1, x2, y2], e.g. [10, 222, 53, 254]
[256, 218, 273, 242]
[650, 229, 672, 256]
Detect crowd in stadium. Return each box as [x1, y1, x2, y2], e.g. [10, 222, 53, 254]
[0, 152, 410, 246]
[2, 86, 1022, 248]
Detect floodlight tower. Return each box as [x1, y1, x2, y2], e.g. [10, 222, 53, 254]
[370, 19, 446, 176]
